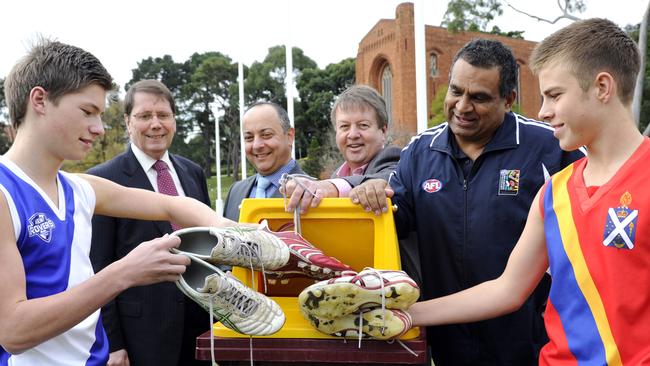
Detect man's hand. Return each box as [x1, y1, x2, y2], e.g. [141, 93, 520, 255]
[283, 177, 339, 214]
[116, 235, 190, 288]
[349, 179, 394, 215]
[107, 349, 130, 366]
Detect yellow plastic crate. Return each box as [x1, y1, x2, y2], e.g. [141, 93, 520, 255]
[213, 197, 420, 340]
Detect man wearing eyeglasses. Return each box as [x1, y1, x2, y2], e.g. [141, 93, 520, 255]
[88, 79, 210, 366]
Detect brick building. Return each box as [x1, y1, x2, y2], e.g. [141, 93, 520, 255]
[356, 2, 540, 144]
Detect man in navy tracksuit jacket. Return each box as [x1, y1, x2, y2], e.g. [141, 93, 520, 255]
[390, 112, 582, 365]
[352, 39, 584, 365]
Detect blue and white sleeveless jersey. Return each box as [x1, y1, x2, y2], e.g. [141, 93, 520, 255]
[0, 156, 108, 366]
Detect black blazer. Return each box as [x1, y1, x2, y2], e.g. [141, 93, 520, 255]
[89, 146, 210, 366]
[223, 162, 305, 221]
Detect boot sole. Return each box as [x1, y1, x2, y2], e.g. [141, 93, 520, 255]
[299, 281, 419, 319]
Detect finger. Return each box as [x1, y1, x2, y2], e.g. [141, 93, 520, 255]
[160, 274, 183, 282]
[168, 253, 191, 266]
[166, 263, 189, 275]
[282, 180, 296, 195]
[310, 189, 324, 208]
[356, 188, 372, 212]
[385, 187, 395, 198]
[300, 190, 313, 214]
[155, 235, 181, 249]
[366, 188, 384, 215]
[286, 186, 304, 211]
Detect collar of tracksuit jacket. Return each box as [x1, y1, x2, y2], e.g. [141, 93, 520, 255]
[429, 112, 521, 158]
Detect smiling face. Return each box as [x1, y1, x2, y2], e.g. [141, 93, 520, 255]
[334, 105, 386, 170]
[538, 63, 596, 151]
[445, 59, 515, 150]
[242, 104, 294, 176]
[125, 92, 176, 160]
[44, 84, 106, 161]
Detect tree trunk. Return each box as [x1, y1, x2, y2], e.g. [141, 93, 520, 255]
[634, 1, 650, 128]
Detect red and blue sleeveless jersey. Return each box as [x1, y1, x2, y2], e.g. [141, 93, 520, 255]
[540, 137, 650, 365]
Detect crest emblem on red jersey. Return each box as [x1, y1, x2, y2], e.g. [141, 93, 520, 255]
[603, 191, 637, 250]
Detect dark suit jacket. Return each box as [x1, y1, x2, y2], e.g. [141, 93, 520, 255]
[330, 145, 401, 186]
[223, 162, 305, 221]
[88, 146, 210, 366]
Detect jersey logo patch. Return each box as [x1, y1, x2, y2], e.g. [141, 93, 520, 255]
[27, 213, 56, 243]
[603, 191, 637, 250]
[422, 179, 443, 193]
[498, 169, 520, 196]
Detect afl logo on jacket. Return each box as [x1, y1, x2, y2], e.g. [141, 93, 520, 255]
[422, 179, 443, 193]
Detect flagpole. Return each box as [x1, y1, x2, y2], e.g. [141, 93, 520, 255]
[211, 102, 223, 215]
[285, 0, 295, 158]
[238, 61, 247, 179]
[414, 0, 428, 133]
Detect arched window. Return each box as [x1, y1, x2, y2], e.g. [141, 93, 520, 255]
[429, 54, 438, 77]
[381, 64, 393, 124]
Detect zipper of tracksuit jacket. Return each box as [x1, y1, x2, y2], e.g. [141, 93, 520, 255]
[462, 158, 481, 287]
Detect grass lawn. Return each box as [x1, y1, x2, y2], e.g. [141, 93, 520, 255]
[206, 174, 236, 210]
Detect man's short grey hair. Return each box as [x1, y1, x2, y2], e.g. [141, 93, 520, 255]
[245, 101, 291, 132]
[330, 85, 389, 129]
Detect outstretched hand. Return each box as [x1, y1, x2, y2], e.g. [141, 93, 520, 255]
[119, 235, 190, 286]
[349, 179, 394, 215]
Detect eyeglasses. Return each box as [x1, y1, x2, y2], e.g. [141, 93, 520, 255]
[131, 112, 174, 122]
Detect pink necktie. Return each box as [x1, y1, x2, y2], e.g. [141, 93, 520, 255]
[153, 160, 181, 231]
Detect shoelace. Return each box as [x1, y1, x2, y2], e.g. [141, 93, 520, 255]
[207, 273, 259, 366]
[222, 231, 269, 293]
[349, 269, 418, 356]
[279, 173, 318, 235]
[207, 298, 256, 366]
[352, 267, 387, 349]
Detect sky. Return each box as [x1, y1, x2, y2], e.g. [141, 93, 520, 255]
[0, 0, 648, 93]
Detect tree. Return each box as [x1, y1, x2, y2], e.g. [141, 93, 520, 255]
[442, 0, 503, 32]
[0, 78, 11, 154]
[245, 46, 317, 108]
[296, 58, 355, 155]
[429, 85, 449, 128]
[181, 52, 239, 178]
[295, 58, 355, 175]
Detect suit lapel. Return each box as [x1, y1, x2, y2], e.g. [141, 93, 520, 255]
[170, 155, 194, 198]
[123, 147, 155, 191]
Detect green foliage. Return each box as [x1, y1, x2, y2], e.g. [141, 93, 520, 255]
[295, 57, 355, 158]
[301, 138, 325, 177]
[488, 25, 524, 39]
[429, 85, 448, 128]
[0, 78, 11, 154]
[246, 46, 317, 107]
[125, 47, 353, 181]
[442, 0, 503, 33]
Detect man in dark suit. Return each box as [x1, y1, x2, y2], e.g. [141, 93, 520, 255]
[89, 80, 209, 366]
[223, 101, 304, 222]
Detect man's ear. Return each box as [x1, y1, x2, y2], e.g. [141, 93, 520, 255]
[29, 86, 48, 116]
[594, 71, 615, 104]
[504, 90, 517, 111]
